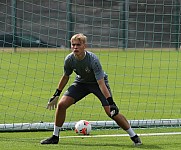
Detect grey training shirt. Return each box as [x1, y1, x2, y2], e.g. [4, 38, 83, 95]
[64, 51, 106, 83]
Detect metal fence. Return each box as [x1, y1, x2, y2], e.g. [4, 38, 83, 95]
[0, 0, 180, 49]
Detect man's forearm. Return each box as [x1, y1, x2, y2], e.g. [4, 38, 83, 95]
[58, 75, 69, 90]
[97, 78, 111, 99]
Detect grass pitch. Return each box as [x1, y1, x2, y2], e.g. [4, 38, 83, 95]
[0, 50, 180, 123]
[0, 49, 181, 149]
[0, 128, 181, 150]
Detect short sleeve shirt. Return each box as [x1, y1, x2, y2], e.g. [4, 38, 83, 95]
[64, 51, 105, 83]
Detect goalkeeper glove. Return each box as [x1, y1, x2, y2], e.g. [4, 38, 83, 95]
[47, 89, 62, 110]
[107, 97, 119, 118]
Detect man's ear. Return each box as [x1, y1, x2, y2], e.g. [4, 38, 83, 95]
[84, 44, 87, 49]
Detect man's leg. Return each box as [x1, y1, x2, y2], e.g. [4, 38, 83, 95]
[104, 106, 142, 146]
[41, 96, 74, 144]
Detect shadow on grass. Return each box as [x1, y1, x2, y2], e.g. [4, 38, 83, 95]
[61, 141, 161, 149]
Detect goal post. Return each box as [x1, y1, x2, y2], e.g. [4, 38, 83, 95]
[0, 0, 180, 132]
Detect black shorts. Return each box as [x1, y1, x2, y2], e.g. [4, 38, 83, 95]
[63, 77, 112, 106]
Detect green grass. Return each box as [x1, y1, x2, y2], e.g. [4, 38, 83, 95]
[0, 128, 181, 150]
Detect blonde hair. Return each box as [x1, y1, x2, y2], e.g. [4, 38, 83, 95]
[70, 33, 87, 44]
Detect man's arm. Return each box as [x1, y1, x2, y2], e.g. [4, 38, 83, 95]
[97, 78, 119, 118]
[47, 74, 69, 110]
[97, 78, 111, 99]
[57, 74, 70, 91]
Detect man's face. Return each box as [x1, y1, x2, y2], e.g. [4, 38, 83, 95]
[71, 39, 86, 55]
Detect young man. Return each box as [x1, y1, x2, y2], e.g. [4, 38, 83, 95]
[41, 33, 142, 146]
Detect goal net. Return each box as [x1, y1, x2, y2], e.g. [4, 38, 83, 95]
[0, 0, 180, 131]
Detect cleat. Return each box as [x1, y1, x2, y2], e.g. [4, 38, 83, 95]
[131, 135, 142, 146]
[41, 135, 59, 144]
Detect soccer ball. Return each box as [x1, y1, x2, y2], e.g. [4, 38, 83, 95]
[75, 120, 91, 135]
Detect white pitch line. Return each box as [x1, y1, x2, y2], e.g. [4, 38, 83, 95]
[60, 132, 181, 139]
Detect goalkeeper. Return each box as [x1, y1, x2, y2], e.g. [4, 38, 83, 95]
[41, 33, 142, 146]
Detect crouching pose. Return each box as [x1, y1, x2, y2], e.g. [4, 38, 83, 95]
[41, 33, 142, 146]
